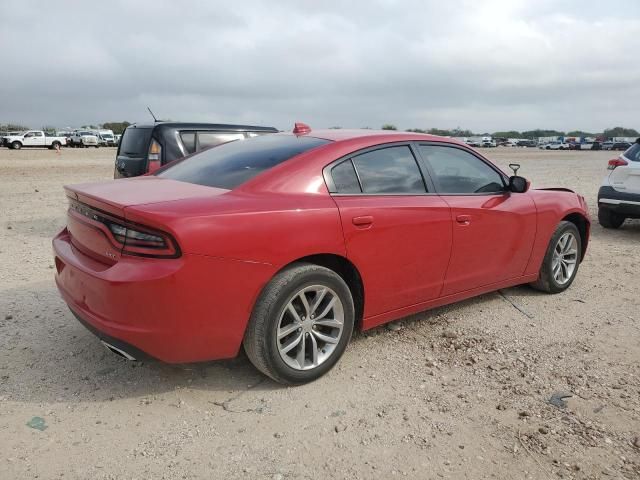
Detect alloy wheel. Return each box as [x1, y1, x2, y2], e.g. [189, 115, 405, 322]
[276, 285, 345, 371]
[552, 232, 578, 285]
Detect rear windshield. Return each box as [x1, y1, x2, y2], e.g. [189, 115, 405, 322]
[119, 127, 153, 157]
[624, 142, 640, 162]
[158, 134, 330, 189]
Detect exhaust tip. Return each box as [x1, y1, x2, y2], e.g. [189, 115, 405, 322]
[101, 340, 137, 361]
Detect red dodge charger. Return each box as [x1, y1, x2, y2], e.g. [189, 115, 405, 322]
[53, 124, 589, 384]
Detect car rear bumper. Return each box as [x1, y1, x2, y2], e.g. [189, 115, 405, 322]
[598, 186, 640, 217]
[53, 228, 274, 363]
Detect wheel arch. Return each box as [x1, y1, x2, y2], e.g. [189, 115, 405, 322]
[562, 212, 589, 261]
[275, 253, 365, 330]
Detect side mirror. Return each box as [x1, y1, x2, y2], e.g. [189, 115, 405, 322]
[509, 175, 529, 193]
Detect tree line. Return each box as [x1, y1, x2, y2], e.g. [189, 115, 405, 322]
[379, 125, 639, 139]
[3, 122, 639, 139]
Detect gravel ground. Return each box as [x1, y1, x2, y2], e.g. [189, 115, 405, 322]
[0, 146, 639, 480]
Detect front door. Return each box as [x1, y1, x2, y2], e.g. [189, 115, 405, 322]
[417, 144, 537, 296]
[23, 131, 44, 146]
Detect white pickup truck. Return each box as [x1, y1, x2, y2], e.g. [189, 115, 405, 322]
[68, 130, 100, 148]
[4, 130, 67, 150]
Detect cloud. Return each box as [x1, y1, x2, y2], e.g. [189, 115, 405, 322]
[1, 0, 639, 132]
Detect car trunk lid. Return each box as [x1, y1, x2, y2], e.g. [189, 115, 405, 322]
[64, 177, 228, 263]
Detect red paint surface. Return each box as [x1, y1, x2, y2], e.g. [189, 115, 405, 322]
[53, 130, 590, 362]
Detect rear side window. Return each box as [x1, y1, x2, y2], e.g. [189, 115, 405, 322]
[180, 132, 196, 154]
[158, 134, 330, 189]
[350, 146, 426, 194]
[419, 145, 505, 194]
[119, 128, 153, 156]
[331, 160, 361, 193]
[197, 132, 245, 150]
[624, 142, 640, 162]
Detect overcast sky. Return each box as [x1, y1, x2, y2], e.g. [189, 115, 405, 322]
[1, 0, 639, 132]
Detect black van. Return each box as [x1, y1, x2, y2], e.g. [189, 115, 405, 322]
[114, 122, 278, 178]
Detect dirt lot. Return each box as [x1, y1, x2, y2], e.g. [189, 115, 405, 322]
[1, 146, 639, 480]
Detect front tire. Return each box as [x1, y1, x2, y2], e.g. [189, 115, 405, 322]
[11, 141, 22, 150]
[243, 262, 355, 385]
[598, 206, 625, 229]
[530, 221, 581, 293]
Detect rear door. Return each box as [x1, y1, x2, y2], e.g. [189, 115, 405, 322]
[114, 126, 153, 178]
[417, 144, 536, 295]
[609, 143, 640, 195]
[327, 144, 452, 320]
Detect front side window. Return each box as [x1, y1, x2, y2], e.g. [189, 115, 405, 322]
[419, 145, 505, 194]
[350, 146, 426, 194]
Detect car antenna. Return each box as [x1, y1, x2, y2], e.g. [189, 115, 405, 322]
[147, 106, 158, 123]
[509, 163, 520, 176]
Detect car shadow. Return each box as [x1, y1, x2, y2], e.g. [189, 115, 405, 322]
[0, 279, 546, 405]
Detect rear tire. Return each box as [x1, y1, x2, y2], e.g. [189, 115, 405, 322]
[530, 221, 581, 294]
[243, 262, 354, 385]
[598, 206, 625, 229]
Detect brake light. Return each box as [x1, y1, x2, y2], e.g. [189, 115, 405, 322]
[608, 158, 628, 170]
[68, 199, 179, 258]
[107, 221, 178, 257]
[147, 139, 162, 173]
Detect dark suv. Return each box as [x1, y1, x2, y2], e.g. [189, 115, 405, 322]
[114, 122, 278, 178]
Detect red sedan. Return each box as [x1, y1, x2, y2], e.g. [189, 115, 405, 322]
[53, 124, 590, 384]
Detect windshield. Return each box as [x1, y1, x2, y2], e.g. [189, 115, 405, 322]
[158, 134, 331, 189]
[118, 127, 153, 157]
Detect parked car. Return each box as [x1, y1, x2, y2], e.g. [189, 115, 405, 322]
[598, 140, 640, 228]
[611, 142, 631, 151]
[53, 125, 590, 384]
[4, 130, 67, 150]
[1, 131, 24, 147]
[539, 141, 570, 150]
[114, 122, 279, 178]
[114, 134, 122, 145]
[516, 140, 536, 148]
[98, 129, 116, 147]
[481, 139, 497, 147]
[602, 141, 614, 150]
[68, 130, 99, 148]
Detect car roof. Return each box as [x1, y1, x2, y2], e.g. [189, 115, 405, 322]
[301, 128, 466, 146]
[128, 122, 278, 132]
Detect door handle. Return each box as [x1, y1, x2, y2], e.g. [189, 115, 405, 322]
[456, 214, 471, 225]
[352, 215, 373, 227]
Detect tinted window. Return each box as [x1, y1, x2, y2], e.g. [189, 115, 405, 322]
[350, 146, 426, 194]
[197, 132, 245, 150]
[158, 134, 330, 189]
[331, 160, 361, 193]
[180, 132, 196, 154]
[119, 128, 153, 156]
[420, 145, 505, 194]
[624, 142, 640, 162]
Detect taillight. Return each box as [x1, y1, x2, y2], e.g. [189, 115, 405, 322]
[608, 158, 628, 170]
[68, 199, 179, 258]
[107, 221, 178, 257]
[147, 139, 162, 173]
